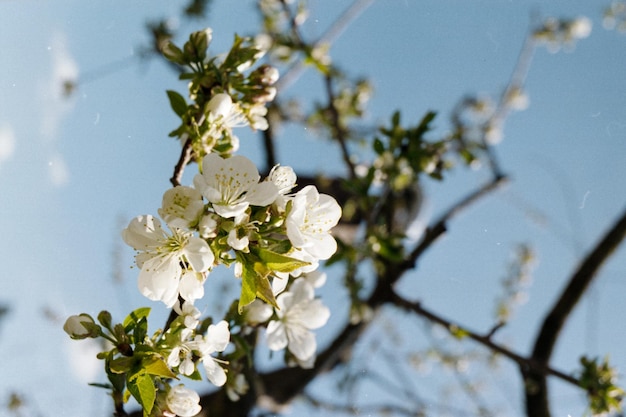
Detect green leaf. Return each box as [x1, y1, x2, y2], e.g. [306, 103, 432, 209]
[123, 307, 151, 331]
[166, 90, 188, 117]
[414, 110, 437, 137]
[391, 110, 401, 127]
[142, 355, 177, 379]
[238, 262, 258, 313]
[253, 270, 278, 309]
[253, 247, 310, 273]
[88, 382, 113, 390]
[373, 137, 385, 155]
[109, 356, 137, 374]
[127, 373, 156, 415]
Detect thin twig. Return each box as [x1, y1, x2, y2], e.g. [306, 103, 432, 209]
[275, 0, 376, 93]
[389, 290, 580, 387]
[324, 74, 357, 179]
[170, 136, 194, 187]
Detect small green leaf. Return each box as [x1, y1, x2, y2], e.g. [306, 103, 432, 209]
[123, 307, 151, 331]
[142, 355, 177, 379]
[109, 356, 137, 374]
[254, 247, 310, 273]
[127, 373, 156, 414]
[166, 90, 188, 117]
[88, 382, 113, 390]
[253, 271, 278, 310]
[391, 110, 401, 127]
[238, 262, 258, 313]
[373, 137, 385, 155]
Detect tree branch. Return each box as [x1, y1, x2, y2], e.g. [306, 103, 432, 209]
[170, 137, 194, 187]
[323, 75, 357, 179]
[524, 205, 626, 417]
[389, 290, 579, 387]
[275, 0, 375, 93]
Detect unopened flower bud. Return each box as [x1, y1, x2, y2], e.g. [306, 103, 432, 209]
[185, 28, 213, 62]
[166, 385, 202, 417]
[207, 93, 233, 119]
[63, 314, 100, 339]
[259, 65, 280, 85]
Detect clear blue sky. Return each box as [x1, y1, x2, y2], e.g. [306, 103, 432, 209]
[1, 1, 625, 416]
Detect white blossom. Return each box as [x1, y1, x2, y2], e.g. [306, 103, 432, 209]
[247, 103, 269, 131]
[158, 186, 205, 229]
[268, 165, 297, 209]
[122, 215, 214, 307]
[167, 346, 196, 377]
[227, 228, 250, 251]
[174, 301, 201, 340]
[189, 320, 231, 386]
[286, 185, 341, 260]
[193, 153, 279, 218]
[266, 278, 330, 362]
[165, 385, 202, 417]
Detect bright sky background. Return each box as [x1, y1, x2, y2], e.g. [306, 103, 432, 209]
[1, 1, 625, 416]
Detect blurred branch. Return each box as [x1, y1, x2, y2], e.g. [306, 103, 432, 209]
[389, 290, 579, 387]
[524, 205, 626, 417]
[275, 0, 375, 93]
[323, 74, 357, 179]
[302, 393, 423, 417]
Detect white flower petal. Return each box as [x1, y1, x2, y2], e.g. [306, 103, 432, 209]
[179, 271, 205, 303]
[166, 385, 202, 417]
[184, 237, 214, 272]
[266, 320, 288, 351]
[285, 324, 316, 361]
[245, 181, 279, 207]
[213, 201, 249, 218]
[122, 215, 166, 250]
[137, 257, 181, 307]
[207, 93, 233, 119]
[205, 320, 230, 353]
[289, 279, 315, 305]
[245, 299, 273, 324]
[180, 358, 196, 376]
[158, 186, 204, 229]
[203, 357, 227, 387]
[298, 299, 330, 329]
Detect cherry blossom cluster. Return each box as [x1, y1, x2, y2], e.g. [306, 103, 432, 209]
[532, 16, 592, 52]
[63, 23, 342, 416]
[64, 154, 341, 415]
[122, 152, 341, 311]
